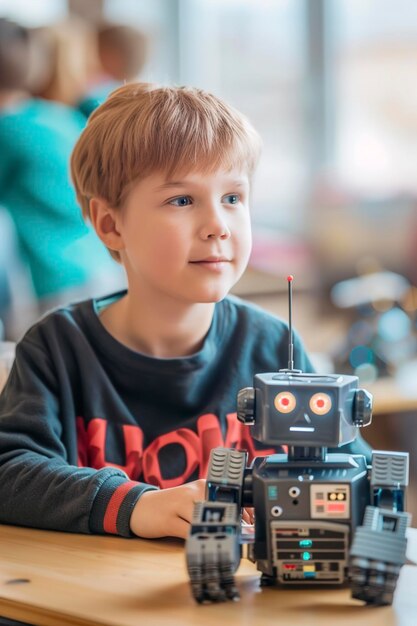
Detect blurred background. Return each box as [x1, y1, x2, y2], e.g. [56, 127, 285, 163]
[1, 0, 417, 513]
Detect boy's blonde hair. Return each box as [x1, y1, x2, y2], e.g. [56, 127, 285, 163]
[71, 82, 261, 261]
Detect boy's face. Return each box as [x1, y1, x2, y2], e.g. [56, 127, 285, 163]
[116, 168, 252, 304]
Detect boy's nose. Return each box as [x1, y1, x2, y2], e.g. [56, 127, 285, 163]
[199, 206, 231, 240]
[206, 227, 231, 240]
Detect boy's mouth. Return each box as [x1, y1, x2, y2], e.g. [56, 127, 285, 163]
[189, 256, 232, 271]
[190, 256, 231, 263]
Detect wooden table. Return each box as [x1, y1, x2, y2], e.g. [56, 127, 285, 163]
[0, 525, 416, 626]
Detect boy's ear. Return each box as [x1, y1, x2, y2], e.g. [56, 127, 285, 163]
[89, 197, 124, 252]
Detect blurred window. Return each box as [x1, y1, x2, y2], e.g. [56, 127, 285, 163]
[329, 0, 417, 195]
[0, 0, 67, 25]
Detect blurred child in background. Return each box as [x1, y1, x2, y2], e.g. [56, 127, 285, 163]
[78, 22, 148, 118]
[0, 18, 123, 336]
[29, 17, 97, 108]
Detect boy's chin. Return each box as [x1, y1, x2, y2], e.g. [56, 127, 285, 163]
[182, 273, 244, 304]
[193, 286, 234, 304]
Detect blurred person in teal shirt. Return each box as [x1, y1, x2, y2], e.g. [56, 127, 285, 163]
[0, 18, 123, 320]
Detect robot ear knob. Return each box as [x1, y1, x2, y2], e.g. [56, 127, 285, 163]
[353, 388, 373, 427]
[237, 387, 255, 425]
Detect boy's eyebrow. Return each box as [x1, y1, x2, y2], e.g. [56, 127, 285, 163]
[154, 180, 248, 191]
[154, 181, 187, 190]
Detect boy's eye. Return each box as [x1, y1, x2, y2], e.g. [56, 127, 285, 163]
[169, 196, 192, 207]
[223, 194, 240, 205]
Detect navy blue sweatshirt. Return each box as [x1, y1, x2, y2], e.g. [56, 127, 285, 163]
[0, 292, 371, 537]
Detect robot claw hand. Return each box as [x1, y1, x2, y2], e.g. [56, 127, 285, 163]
[185, 501, 241, 603]
[349, 506, 411, 605]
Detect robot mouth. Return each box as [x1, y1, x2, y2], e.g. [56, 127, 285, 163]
[289, 412, 314, 432]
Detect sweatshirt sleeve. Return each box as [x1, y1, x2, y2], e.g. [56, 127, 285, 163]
[0, 337, 157, 537]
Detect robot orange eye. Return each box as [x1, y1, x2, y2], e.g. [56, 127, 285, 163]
[274, 391, 296, 413]
[309, 393, 332, 415]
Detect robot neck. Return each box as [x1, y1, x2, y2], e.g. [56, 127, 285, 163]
[288, 446, 327, 462]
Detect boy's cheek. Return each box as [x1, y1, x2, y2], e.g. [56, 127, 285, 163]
[237, 226, 253, 259]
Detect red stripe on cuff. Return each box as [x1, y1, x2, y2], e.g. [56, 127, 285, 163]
[103, 481, 138, 534]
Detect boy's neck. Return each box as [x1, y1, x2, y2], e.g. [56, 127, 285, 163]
[99, 289, 216, 358]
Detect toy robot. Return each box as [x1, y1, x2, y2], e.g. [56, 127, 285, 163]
[186, 276, 411, 605]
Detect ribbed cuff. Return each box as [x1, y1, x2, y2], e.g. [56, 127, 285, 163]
[90, 474, 158, 537]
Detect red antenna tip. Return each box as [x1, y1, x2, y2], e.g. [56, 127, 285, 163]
[287, 275, 294, 282]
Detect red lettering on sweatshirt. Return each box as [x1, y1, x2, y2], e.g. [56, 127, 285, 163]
[196, 412, 275, 478]
[77, 413, 276, 487]
[76, 417, 143, 477]
[143, 429, 200, 488]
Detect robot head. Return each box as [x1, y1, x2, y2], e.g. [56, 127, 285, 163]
[237, 371, 372, 447]
[237, 277, 372, 448]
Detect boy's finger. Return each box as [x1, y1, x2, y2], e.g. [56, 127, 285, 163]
[243, 507, 255, 524]
[170, 515, 190, 539]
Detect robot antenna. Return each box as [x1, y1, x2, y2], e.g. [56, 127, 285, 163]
[287, 275, 294, 371]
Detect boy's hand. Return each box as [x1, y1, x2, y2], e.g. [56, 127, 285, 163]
[242, 507, 255, 525]
[130, 479, 206, 539]
[130, 479, 255, 539]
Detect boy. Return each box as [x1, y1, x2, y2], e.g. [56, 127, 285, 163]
[0, 83, 371, 540]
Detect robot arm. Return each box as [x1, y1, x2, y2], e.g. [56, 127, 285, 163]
[349, 451, 411, 605]
[185, 448, 248, 603]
